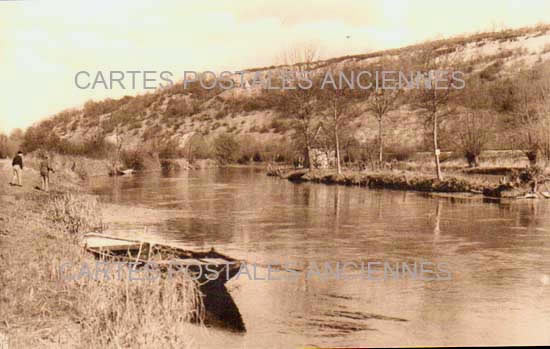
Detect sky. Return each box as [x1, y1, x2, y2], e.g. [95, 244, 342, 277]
[1, 0, 549, 133]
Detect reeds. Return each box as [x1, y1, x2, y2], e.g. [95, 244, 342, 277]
[1, 192, 205, 347]
[50, 253, 204, 348]
[45, 192, 103, 235]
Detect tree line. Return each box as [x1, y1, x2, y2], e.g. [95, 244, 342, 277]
[262, 42, 550, 178]
[2, 41, 550, 179]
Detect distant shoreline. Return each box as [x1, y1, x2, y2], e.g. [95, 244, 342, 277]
[267, 167, 544, 200]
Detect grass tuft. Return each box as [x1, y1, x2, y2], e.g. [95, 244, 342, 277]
[2, 192, 205, 348]
[46, 193, 103, 235]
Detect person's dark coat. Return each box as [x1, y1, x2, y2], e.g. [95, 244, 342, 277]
[12, 154, 23, 169]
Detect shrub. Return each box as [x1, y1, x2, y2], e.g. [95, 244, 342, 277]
[213, 133, 240, 163]
[0, 133, 16, 158]
[385, 143, 418, 161]
[142, 125, 163, 141]
[46, 193, 103, 235]
[158, 139, 185, 159]
[253, 151, 262, 162]
[83, 98, 124, 119]
[489, 78, 517, 113]
[270, 119, 289, 134]
[190, 137, 214, 159]
[22, 125, 110, 158]
[214, 109, 227, 120]
[121, 149, 146, 170]
[263, 137, 295, 163]
[226, 93, 275, 114]
[165, 98, 192, 118]
[479, 60, 503, 81]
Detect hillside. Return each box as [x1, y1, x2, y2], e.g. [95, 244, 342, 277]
[24, 24, 550, 162]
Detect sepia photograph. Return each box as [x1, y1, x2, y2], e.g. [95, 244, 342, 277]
[1, 0, 550, 348]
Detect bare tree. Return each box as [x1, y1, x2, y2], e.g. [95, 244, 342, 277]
[452, 76, 494, 167]
[319, 67, 363, 174]
[276, 43, 323, 170]
[508, 66, 550, 167]
[410, 44, 463, 180]
[455, 111, 494, 167]
[277, 42, 322, 72]
[287, 88, 322, 170]
[535, 62, 550, 167]
[364, 60, 402, 164]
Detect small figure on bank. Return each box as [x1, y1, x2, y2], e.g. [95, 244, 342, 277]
[39, 154, 55, 192]
[10, 151, 24, 187]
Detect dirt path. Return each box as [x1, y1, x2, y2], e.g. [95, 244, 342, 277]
[0, 159, 101, 347]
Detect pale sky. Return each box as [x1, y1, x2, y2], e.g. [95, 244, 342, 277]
[1, 0, 549, 133]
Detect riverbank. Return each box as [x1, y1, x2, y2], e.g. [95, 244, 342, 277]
[0, 158, 204, 347]
[268, 168, 543, 199]
[270, 168, 486, 191]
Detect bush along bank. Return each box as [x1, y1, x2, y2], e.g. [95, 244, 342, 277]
[267, 168, 549, 196]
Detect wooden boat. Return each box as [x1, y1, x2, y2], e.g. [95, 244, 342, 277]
[523, 192, 538, 199]
[541, 191, 550, 199]
[82, 233, 247, 332]
[108, 168, 135, 176]
[82, 233, 242, 284]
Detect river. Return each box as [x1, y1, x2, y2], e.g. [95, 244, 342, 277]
[90, 167, 550, 347]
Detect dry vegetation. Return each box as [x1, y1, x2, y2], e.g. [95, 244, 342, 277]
[2, 23, 550, 348]
[0, 191, 205, 348]
[2, 24, 550, 176]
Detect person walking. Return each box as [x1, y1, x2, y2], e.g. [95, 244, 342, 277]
[10, 151, 23, 186]
[39, 154, 55, 192]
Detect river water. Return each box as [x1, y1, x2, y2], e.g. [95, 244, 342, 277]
[90, 167, 550, 347]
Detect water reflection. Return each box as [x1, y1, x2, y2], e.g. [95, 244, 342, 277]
[90, 168, 550, 347]
[433, 200, 442, 242]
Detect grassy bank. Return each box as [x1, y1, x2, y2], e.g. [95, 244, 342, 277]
[160, 158, 219, 172]
[269, 167, 550, 199]
[269, 168, 498, 194]
[1, 165, 204, 347]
